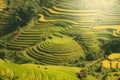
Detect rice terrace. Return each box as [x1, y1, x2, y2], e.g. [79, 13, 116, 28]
[0, 0, 120, 80]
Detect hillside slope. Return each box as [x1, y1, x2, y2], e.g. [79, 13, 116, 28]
[0, 59, 80, 80]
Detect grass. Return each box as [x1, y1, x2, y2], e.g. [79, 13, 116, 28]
[105, 75, 120, 80]
[81, 75, 98, 80]
[104, 71, 120, 80]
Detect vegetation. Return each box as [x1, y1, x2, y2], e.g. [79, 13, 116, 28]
[0, 59, 80, 80]
[53, 21, 69, 27]
[0, 0, 120, 80]
[108, 53, 120, 60]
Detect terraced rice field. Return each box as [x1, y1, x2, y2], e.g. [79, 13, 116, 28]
[38, 14, 79, 24]
[106, 76, 120, 80]
[93, 26, 120, 37]
[102, 60, 120, 68]
[102, 53, 120, 68]
[0, 59, 80, 80]
[46, 0, 120, 54]
[41, 5, 98, 25]
[0, 0, 6, 11]
[23, 36, 84, 65]
[0, 0, 120, 80]
[105, 72, 120, 80]
[108, 53, 120, 60]
[6, 23, 64, 50]
[0, 9, 14, 36]
[1, 0, 119, 65]
[98, 3, 120, 26]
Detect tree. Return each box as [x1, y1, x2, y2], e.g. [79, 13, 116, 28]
[15, 15, 23, 29]
[86, 52, 97, 61]
[5, 0, 10, 6]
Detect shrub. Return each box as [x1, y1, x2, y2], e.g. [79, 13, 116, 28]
[0, 50, 30, 64]
[53, 21, 69, 27]
[45, 3, 53, 8]
[75, 62, 85, 67]
[86, 52, 97, 60]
